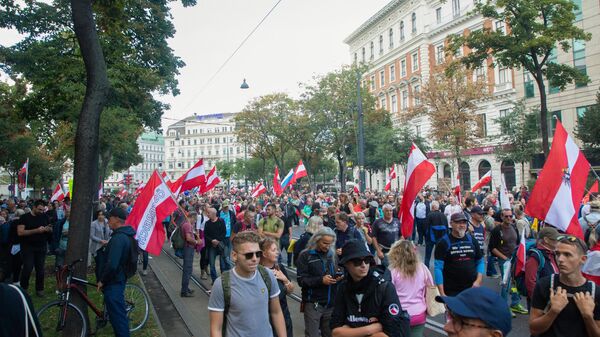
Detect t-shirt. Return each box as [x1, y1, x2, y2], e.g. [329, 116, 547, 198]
[471, 223, 485, 249]
[390, 263, 431, 326]
[258, 216, 284, 243]
[531, 275, 600, 337]
[220, 210, 233, 238]
[182, 221, 194, 248]
[208, 268, 280, 337]
[498, 225, 518, 257]
[18, 212, 50, 248]
[371, 218, 401, 250]
[434, 234, 483, 296]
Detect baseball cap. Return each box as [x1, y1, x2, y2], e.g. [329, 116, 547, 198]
[222, 199, 230, 207]
[470, 206, 484, 215]
[339, 240, 373, 265]
[109, 207, 128, 221]
[538, 227, 559, 241]
[450, 212, 467, 222]
[436, 287, 511, 336]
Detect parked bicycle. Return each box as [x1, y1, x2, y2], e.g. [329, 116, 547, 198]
[36, 259, 150, 337]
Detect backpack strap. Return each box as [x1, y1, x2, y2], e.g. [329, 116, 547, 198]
[528, 248, 545, 274]
[222, 270, 231, 336]
[257, 265, 272, 298]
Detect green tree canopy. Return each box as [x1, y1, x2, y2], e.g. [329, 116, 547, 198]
[576, 90, 600, 163]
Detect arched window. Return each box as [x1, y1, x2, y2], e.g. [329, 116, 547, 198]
[501, 160, 516, 190]
[478, 160, 491, 179]
[459, 161, 471, 190]
[443, 164, 452, 179]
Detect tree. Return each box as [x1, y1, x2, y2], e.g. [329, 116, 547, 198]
[448, 0, 591, 157]
[576, 90, 600, 163]
[408, 62, 489, 170]
[494, 100, 541, 186]
[302, 64, 377, 191]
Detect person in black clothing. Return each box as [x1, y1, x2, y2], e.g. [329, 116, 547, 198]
[333, 212, 364, 256]
[17, 200, 52, 296]
[204, 208, 228, 283]
[296, 227, 339, 337]
[293, 215, 323, 267]
[0, 282, 42, 337]
[331, 240, 409, 337]
[423, 200, 448, 268]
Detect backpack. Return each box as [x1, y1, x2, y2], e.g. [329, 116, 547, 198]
[544, 274, 596, 313]
[124, 235, 139, 279]
[221, 265, 272, 336]
[440, 233, 474, 254]
[513, 239, 543, 297]
[171, 225, 185, 250]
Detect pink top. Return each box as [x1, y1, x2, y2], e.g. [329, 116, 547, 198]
[390, 263, 432, 326]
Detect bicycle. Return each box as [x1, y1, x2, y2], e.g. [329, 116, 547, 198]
[36, 259, 150, 337]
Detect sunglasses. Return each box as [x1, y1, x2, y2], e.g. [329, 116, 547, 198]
[557, 235, 588, 251]
[237, 250, 263, 260]
[349, 256, 373, 267]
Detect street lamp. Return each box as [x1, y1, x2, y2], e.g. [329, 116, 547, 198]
[240, 79, 249, 89]
[356, 69, 366, 192]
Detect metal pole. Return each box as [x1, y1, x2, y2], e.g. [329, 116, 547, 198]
[356, 70, 366, 192]
[244, 142, 248, 190]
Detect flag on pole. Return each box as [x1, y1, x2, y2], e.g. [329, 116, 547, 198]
[50, 184, 65, 202]
[169, 159, 206, 197]
[116, 188, 127, 199]
[98, 182, 104, 199]
[525, 120, 589, 238]
[471, 170, 492, 192]
[291, 160, 308, 184]
[273, 167, 283, 196]
[18, 159, 28, 190]
[202, 166, 221, 193]
[453, 172, 462, 204]
[384, 165, 397, 191]
[582, 180, 599, 204]
[127, 170, 178, 255]
[251, 183, 267, 198]
[514, 227, 527, 277]
[399, 144, 435, 238]
[499, 174, 511, 210]
[134, 183, 146, 196]
[280, 169, 295, 191]
[161, 171, 172, 188]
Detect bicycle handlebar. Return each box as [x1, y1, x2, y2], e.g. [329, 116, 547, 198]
[68, 259, 84, 269]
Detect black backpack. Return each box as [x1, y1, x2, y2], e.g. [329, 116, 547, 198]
[123, 234, 139, 279]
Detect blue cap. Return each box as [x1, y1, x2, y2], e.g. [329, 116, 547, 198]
[436, 287, 511, 336]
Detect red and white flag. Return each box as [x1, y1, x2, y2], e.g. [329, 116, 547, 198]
[525, 120, 589, 238]
[202, 166, 221, 193]
[453, 172, 462, 203]
[98, 182, 104, 199]
[116, 188, 127, 199]
[583, 247, 600, 285]
[128, 170, 178, 255]
[291, 160, 308, 184]
[514, 228, 527, 277]
[384, 165, 397, 191]
[134, 183, 146, 196]
[50, 184, 65, 202]
[169, 159, 206, 197]
[353, 184, 360, 195]
[251, 183, 267, 198]
[582, 180, 598, 204]
[18, 159, 28, 190]
[161, 171, 172, 189]
[273, 166, 283, 196]
[499, 174, 511, 210]
[471, 170, 492, 192]
[399, 144, 435, 238]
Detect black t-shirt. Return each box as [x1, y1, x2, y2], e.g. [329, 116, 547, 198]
[371, 218, 401, 250]
[18, 212, 50, 248]
[531, 275, 600, 337]
[434, 234, 483, 295]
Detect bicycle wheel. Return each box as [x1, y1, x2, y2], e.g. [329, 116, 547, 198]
[37, 300, 87, 337]
[125, 283, 150, 331]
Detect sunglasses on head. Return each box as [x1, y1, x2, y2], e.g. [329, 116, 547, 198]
[237, 250, 263, 260]
[349, 256, 373, 267]
[557, 235, 588, 251]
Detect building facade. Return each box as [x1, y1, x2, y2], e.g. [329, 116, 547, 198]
[163, 113, 245, 181]
[345, 0, 532, 192]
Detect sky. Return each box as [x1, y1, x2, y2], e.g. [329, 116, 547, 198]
[159, 0, 390, 129]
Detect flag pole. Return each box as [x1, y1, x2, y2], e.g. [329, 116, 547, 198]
[589, 164, 600, 181]
[25, 158, 29, 198]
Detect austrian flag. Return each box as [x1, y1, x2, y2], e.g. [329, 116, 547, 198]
[251, 183, 267, 198]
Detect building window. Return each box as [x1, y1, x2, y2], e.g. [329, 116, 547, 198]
[573, 39, 586, 87]
[391, 94, 398, 113]
[452, 0, 460, 17]
[499, 108, 510, 134]
[476, 114, 487, 138]
[495, 21, 505, 34]
[379, 35, 384, 54]
[380, 70, 385, 87]
[370, 75, 375, 90]
[370, 41, 374, 60]
[548, 48, 560, 94]
[411, 13, 417, 34]
[354, 53, 357, 64]
[524, 73, 535, 98]
[390, 64, 396, 82]
[498, 67, 509, 84]
[362, 47, 366, 62]
[436, 44, 444, 64]
[389, 28, 394, 49]
[380, 96, 387, 110]
[436, 7, 442, 24]
[577, 106, 589, 125]
[402, 90, 408, 110]
[401, 59, 407, 77]
[413, 84, 421, 105]
[412, 53, 419, 71]
[573, 0, 582, 21]
[474, 62, 486, 80]
[400, 21, 405, 41]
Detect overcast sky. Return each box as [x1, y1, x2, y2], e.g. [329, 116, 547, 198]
[160, 0, 389, 128]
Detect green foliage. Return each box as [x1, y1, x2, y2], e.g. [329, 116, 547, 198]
[575, 90, 600, 162]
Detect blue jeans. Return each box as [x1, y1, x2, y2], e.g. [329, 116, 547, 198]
[424, 241, 435, 268]
[208, 245, 228, 282]
[497, 258, 521, 307]
[415, 218, 426, 245]
[181, 246, 195, 294]
[142, 250, 149, 271]
[104, 281, 130, 337]
[487, 255, 498, 276]
[222, 239, 232, 271]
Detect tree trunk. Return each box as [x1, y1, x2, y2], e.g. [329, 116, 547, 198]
[65, 0, 110, 334]
[337, 148, 347, 192]
[535, 69, 550, 158]
[521, 161, 526, 187]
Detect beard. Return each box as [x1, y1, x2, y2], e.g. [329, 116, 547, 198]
[456, 229, 467, 237]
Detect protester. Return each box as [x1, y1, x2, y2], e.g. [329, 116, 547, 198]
[333, 212, 364, 255]
[371, 204, 402, 266]
[388, 239, 432, 337]
[524, 227, 559, 306]
[423, 200, 448, 267]
[180, 211, 199, 297]
[90, 210, 111, 276]
[258, 203, 285, 246]
[204, 208, 229, 283]
[293, 215, 323, 267]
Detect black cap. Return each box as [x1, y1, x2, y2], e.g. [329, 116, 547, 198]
[451, 212, 468, 222]
[339, 240, 372, 265]
[109, 207, 128, 221]
[470, 206, 484, 215]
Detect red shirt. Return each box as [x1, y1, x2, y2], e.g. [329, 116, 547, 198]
[525, 243, 558, 298]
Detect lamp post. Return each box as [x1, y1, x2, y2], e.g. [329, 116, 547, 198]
[356, 70, 366, 192]
[241, 78, 249, 190]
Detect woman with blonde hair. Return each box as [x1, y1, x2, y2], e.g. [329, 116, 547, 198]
[388, 239, 433, 337]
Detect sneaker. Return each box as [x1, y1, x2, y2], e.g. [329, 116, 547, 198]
[180, 291, 194, 298]
[511, 311, 516, 318]
[200, 271, 208, 280]
[141, 269, 148, 276]
[487, 274, 500, 279]
[510, 304, 528, 315]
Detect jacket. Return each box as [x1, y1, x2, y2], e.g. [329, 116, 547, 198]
[99, 225, 136, 285]
[89, 219, 111, 257]
[330, 271, 410, 337]
[293, 232, 313, 266]
[296, 248, 338, 307]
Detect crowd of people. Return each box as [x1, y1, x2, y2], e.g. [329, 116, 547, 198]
[1, 182, 599, 337]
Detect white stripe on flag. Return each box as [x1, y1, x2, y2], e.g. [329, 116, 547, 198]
[136, 184, 172, 250]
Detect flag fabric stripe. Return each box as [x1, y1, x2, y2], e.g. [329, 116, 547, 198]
[385, 166, 396, 191]
[273, 167, 283, 196]
[400, 144, 435, 238]
[471, 171, 492, 192]
[251, 183, 267, 198]
[280, 169, 295, 191]
[202, 166, 221, 193]
[50, 184, 64, 202]
[515, 228, 526, 276]
[499, 175, 511, 210]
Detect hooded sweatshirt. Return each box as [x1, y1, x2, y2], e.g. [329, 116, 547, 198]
[99, 225, 136, 285]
